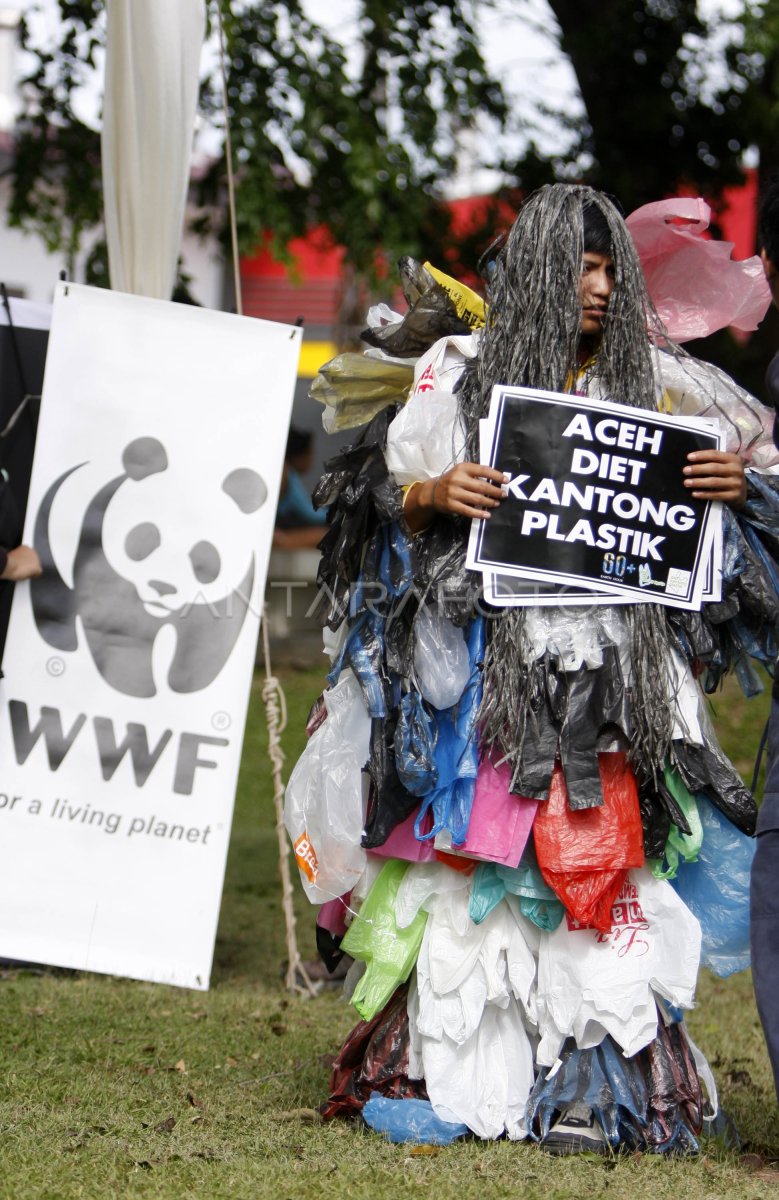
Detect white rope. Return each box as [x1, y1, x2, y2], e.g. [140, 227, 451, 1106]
[215, 2, 243, 318]
[215, 0, 318, 998]
[260, 618, 318, 997]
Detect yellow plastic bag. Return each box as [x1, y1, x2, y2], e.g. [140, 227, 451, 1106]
[310, 353, 414, 432]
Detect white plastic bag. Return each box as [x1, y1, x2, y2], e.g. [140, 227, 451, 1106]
[535, 868, 701, 1064]
[395, 860, 470, 930]
[283, 672, 370, 904]
[385, 387, 465, 484]
[411, 332, 479, 399]
[408, 887, 537, 1140]
[413, 605, 471, 710]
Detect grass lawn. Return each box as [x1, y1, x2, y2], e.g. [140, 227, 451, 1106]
[1, 663, 779, 1199]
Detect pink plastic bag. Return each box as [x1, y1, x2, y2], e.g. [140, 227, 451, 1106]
[461, 757, 538, 866]
[317, 894, 351, 938]
[433, 757, 538, 868]
[626, 197, 771, 341]
[369, 808, 437, 863]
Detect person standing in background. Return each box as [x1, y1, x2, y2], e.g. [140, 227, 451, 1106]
[272, 427, 328, 550]
[751, 175, 779, 1104]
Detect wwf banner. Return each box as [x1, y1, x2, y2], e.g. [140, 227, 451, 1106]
[466, 386, 723, 610]
[0, 284, 301, 989]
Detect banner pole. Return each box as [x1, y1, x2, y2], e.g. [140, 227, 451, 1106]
[215, 1, 316, 997]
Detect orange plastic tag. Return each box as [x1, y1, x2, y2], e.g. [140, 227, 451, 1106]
[293, 832, 319, 883]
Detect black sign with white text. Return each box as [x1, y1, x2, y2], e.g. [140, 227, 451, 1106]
[466, 386, 722, 608]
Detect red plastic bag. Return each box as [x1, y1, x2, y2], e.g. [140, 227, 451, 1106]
[533, 753, 644, 932]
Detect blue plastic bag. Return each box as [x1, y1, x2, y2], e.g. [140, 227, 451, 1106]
[414, 617, 484, 845]
[328, 521, 414, 717]
[469, 862, 507, 924]
[362, 1094, 469, 1144]
[670, 794, 755, 977]
[395, 691, 438, 797]
[469, 846, 566, 930]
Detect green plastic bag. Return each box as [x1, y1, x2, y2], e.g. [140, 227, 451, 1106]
[649, 764, 703, 881]
[341, 859, 427, 1021]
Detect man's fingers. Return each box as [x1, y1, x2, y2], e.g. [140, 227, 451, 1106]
[451, 502, 493, 519]
[684, 463, 739, 478]
[460, 462, 506, 483]
[686, 449, 736, 464]
[452, 490, 500, 509]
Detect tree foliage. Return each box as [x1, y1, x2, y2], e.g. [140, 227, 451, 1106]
[8, 0, 508, 279]
[8, 2, 103, 274]
[724, 0, 779, 180]
[207, 0, 506, 269]
[536, 0, 752, 208]
[6, 0, 779, 282]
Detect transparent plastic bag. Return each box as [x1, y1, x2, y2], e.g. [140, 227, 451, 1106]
[413, 604, 470, 710]
[395, 691, 438, 797]
[283, 673, 370, 904]
[310, 352, 414, 432]
[414, 619, 484, 846]
[655, 348, 779, 469]
[360, 258, 471, 359]
[626, 196, 770, 341]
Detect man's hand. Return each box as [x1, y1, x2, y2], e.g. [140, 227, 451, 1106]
[404, 462, 505, 533]
[0, 545, 43, 582]
[432, 462, 507, 518]
[683, 450, 747, 510]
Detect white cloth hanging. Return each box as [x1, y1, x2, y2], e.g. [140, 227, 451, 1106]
[101, 0, 206, 299]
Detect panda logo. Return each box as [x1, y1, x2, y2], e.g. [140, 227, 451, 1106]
[30, 436, 267, 698]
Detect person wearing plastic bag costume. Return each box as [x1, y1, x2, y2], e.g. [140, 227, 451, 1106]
[286, 183, 779, 1154]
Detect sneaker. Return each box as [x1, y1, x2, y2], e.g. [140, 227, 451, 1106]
[540, 1103, 608, 1156]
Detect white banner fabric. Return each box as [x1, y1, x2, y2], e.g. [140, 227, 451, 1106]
[0, 284, 301, 989]
[102, 0, 206, 299]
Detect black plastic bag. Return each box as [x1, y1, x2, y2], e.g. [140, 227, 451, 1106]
[672, 739, 757, 836]
[362, 714, 420, 849]
[360, 259, 471, 359]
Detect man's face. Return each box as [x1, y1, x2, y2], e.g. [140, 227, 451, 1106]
[578, 251, 615, 337]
